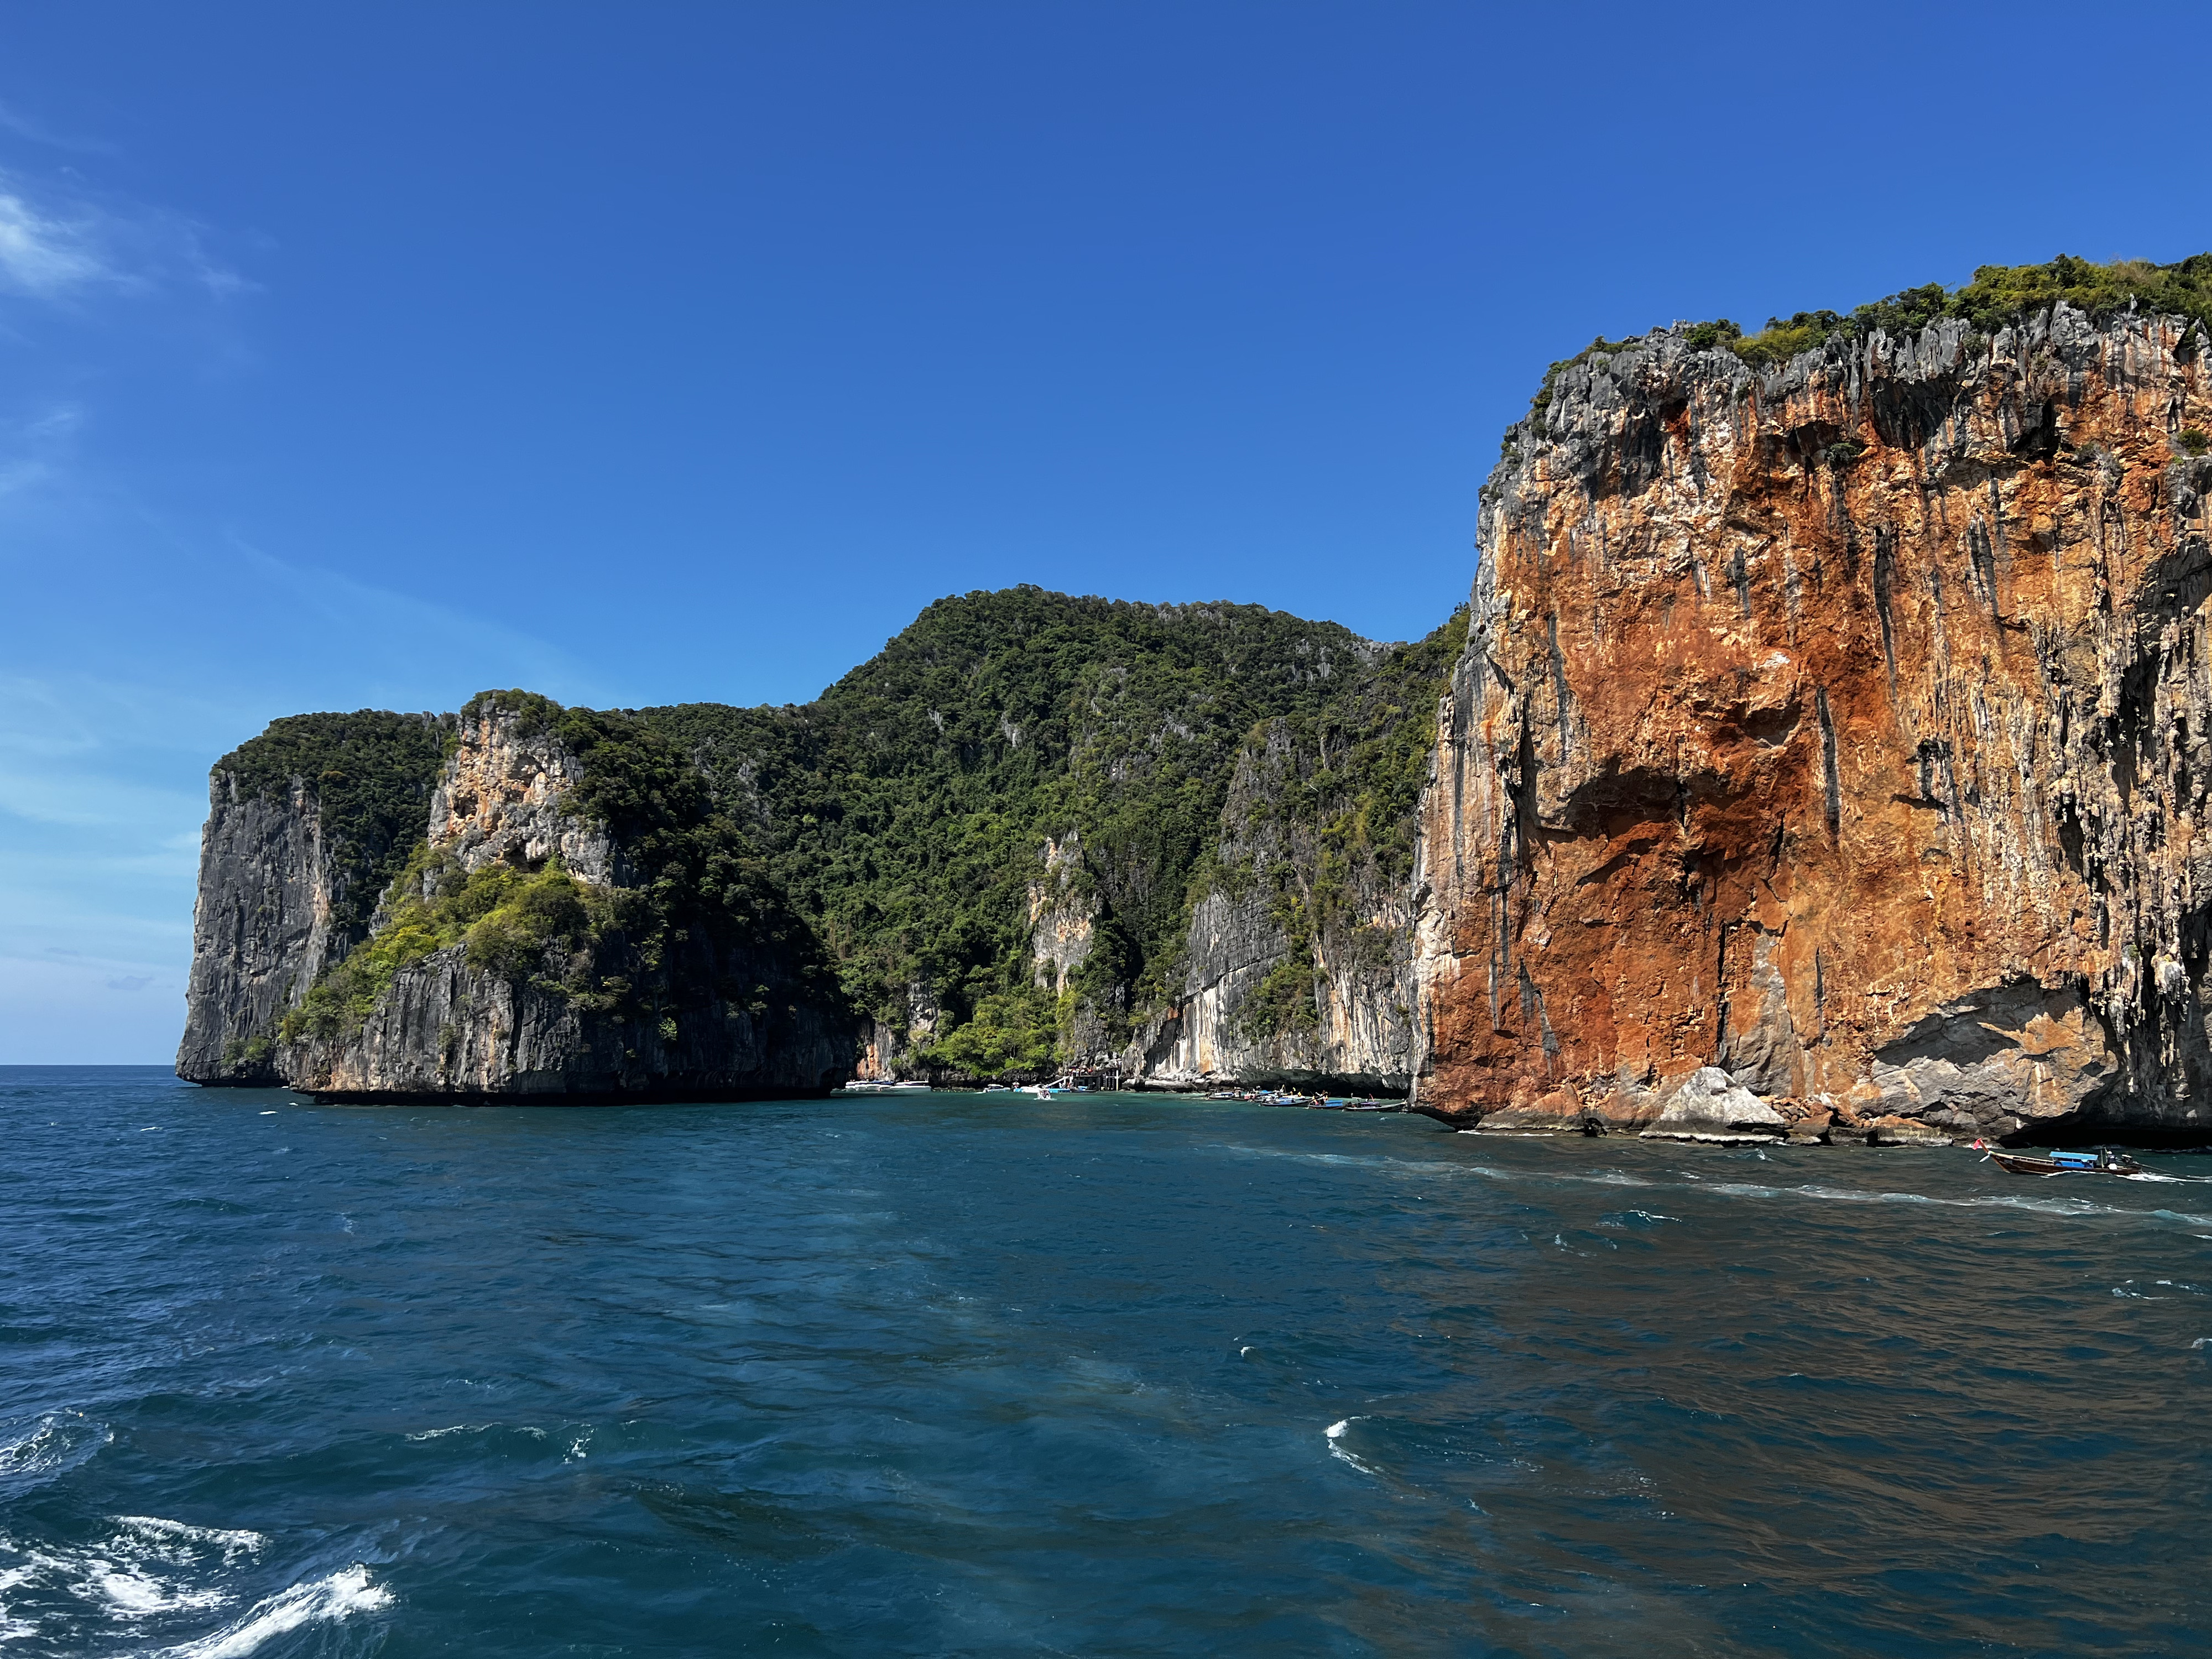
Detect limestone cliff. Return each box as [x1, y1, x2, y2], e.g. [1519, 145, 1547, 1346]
[177, 712, 446, 1084]
[1141, 720, 1426, 1092]
[183, 695, 853, 1100]
[644, 590, 1452, 1088]
[176, 779, 345, 1085]
[1417, 300, 2212, 1143]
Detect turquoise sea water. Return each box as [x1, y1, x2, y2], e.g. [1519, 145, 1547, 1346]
[2, 1066, 2208, 1656]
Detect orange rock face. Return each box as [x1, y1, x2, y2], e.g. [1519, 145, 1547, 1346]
[1416, 306, 2212, 1142]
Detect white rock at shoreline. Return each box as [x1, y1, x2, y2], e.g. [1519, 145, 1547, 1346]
[1639, 1067, 1787, 1144]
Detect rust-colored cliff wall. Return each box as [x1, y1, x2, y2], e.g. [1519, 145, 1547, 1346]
[1417, 304, 2212, 1142]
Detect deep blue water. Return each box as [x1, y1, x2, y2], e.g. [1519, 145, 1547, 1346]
[3, 1067, 2209, 1656]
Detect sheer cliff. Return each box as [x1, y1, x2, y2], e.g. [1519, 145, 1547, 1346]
[181, 260, 2212, 1128]
[1417, 295, 2212, 1143]
[181, 695, 852, 1099]
[177, 712, 446, 1084]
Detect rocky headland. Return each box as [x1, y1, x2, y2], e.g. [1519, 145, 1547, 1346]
[182, 694, 851, 1100]
[179, 255, 2212, 1142]
[1420, 259, 2212, 1146]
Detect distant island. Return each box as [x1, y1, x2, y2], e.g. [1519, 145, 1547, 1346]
[182, 255, 2212, 1147]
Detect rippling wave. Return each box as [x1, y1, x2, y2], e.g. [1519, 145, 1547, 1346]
[2, 1066, 2206, 1655]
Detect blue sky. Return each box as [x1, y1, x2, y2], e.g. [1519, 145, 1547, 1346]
[6, 1, 2209, 1062]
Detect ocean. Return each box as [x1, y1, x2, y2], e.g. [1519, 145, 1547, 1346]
[2, 1066, 2206, 1656]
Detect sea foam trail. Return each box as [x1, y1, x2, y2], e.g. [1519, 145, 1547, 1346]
[1218, 1140, 2212, 1229]
[149, 1566, 390, 1658]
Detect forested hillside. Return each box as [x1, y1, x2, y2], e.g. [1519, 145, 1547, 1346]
[639, 587, 1459, 1074]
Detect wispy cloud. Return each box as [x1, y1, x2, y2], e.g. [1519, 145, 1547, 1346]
[0, 183, 116, 297]
[0, 167, 246, 304]
[0, 401, 84, 502]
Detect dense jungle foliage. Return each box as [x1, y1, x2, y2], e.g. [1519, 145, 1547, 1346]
[216, 710, 448, 936]
[276, 698, 838, 1046]
[1211, 604, 1469, 1043]
[639, 588, 1396, 1068]
[234, 590, 1467, 1078]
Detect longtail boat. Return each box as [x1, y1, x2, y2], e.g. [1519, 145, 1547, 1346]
[1975, 1139, 2145, 1177]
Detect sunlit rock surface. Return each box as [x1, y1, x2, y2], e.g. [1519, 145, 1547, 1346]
[1417, 304, 2212, 1141]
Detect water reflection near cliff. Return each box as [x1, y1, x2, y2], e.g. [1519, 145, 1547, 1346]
[1, 1070, 2205, 1656]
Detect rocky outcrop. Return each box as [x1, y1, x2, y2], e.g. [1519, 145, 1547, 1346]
[177, 712, 446, 1084]
[427, 706, 619, 885]
[1028, 833, 1096, 996]
[1416, 302, 2212, 1143]
[1140, 719, 1426, 1092]
[176, 781, 342, 1084]
[1639, 1067, 1787, 1145]
[182, 696, 854, 1100]
[279, 936, 850, 1102]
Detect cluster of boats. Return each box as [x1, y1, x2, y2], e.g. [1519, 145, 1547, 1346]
[838, 1077, 1404, 1109]
[1202, 1090, 1404, 1111]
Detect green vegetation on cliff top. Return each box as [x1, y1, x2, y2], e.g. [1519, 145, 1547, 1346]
[1528, 253, 2212, 422]
[216, 711, 448, 937]
[281, 848, 613, 1044]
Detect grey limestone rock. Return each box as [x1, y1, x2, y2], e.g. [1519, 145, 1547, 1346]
[175, 781, 341, 1084]
[1640, 1067, 1788, 1144]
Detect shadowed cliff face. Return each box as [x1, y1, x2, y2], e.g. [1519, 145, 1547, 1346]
[176, 781, 343, 1084]
[1418, 303, 2212, 1141]
[177, 711, 447, 1084]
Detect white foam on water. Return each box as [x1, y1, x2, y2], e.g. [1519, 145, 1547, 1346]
[1219, 1129, 2212, 1230]
[1699, 1180, 2212, 1230]
[403, 1423, 483, 1442]
[0, 1512, 276, 1643]
[86, 1562, 228, 1619]
[1559, 1170, 1660, 1188]
[149, 1565, 391, 1658]
[115, 1518, 265, 1563]
[1324, 1417, 1376, 1474]
[0, 1414, 108, 1481]
[0, 1558, 38, 1641]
